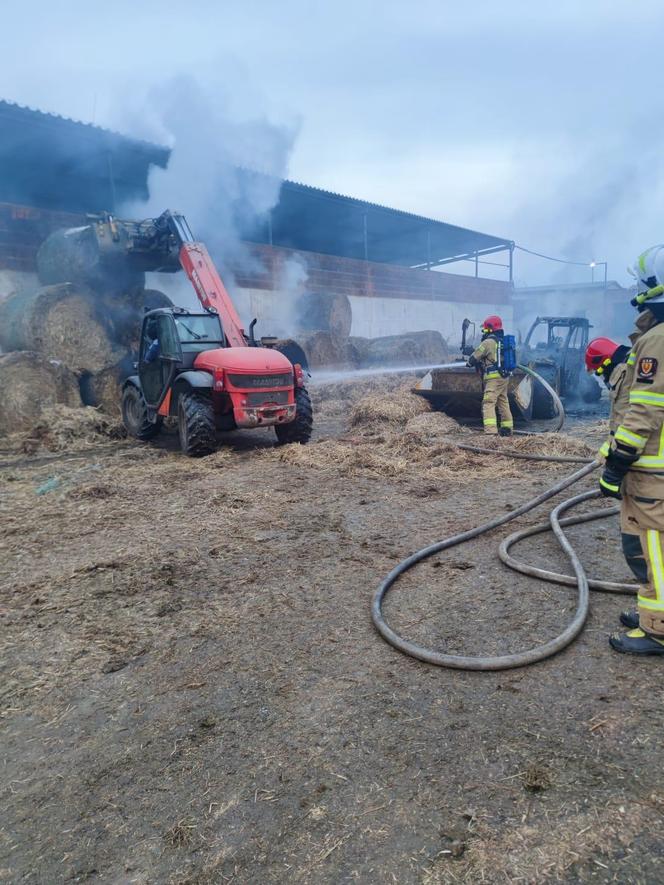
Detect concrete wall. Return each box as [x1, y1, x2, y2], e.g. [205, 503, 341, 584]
[0, 203, 515, 346]
[215, 287, 513, 348]
[235, 242, 513, 342]
[348, 294, 512, 343]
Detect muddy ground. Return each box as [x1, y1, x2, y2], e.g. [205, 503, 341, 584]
[1, 378, 664, 884]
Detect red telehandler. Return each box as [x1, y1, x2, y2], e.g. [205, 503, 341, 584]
[108, 210, 313, 456]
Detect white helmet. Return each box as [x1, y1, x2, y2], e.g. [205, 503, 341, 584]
[631, 245, 664, 306]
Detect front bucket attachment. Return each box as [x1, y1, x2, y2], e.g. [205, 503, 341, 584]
[413, 364, 534, 422]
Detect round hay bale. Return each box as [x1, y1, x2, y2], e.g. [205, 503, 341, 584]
[0, 283, 123, 373]
[296, 292, 352, 340]
[338, 338, 362, 369]
[365, 331, 448, 367]
[80, 365, 124, 417]
[106, 288, 173, 350]
[37, 225, 145, 293]
[348, 336, 371, 366]
[295, 332, 362, 371]
[270, 339, 310, 371]
[298, 331, 343, 369]
[0, 351, 81, 435]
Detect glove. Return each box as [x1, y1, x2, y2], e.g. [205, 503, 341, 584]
[461, 345, 474, 356]
[599, 445, 638, 499]
[466, 355, 478, 368]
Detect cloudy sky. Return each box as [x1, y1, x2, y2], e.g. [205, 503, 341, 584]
[2, 0, 663, 286]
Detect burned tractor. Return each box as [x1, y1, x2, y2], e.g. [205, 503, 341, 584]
[413, 319, 536, 422]
[413, 315, 601, 425]
[520, 316, 601, 418]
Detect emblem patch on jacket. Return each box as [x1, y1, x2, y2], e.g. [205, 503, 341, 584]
[637, 357, 658, 381]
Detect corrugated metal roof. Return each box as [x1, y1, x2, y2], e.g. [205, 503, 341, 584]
[279, 175, 509, 245]
[0, 99, 513, 268]
[244, 172, 512, 267]
[0, 99, 169, 213]
[0, 99, 169, 158]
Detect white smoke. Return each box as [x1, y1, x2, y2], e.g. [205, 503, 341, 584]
[111, 72, 303, 324]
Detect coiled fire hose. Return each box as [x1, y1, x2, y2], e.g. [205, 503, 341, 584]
[372, 367, 638, 671]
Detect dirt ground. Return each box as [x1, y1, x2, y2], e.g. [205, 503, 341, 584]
[2, 377, 664, 884]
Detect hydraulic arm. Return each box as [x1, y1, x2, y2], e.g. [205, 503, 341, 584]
[152, 211, 247, 349]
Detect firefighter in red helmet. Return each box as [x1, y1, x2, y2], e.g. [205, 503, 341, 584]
[467, 315, 514, 435]
[585, 336, 646, 620]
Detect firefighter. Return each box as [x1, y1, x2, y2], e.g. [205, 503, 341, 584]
[467, 315, 514, 436]
[600, 244, 664, 654]
[585, 337, 646, 620]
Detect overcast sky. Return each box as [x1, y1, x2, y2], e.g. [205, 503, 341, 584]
[2, 0, 663, 286]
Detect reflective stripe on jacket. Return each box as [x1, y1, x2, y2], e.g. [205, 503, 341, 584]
[614, 316, 664, 497]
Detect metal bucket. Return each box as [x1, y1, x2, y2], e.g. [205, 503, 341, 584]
[413, 364, 534, 422]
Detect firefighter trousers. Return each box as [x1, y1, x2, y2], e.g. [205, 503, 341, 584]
[482, 375, 513, 434]
[621, 493, 664, 637]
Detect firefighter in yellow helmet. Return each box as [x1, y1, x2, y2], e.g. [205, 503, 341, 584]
[467, 315, 514, 436]
[600, 245, 664, 654]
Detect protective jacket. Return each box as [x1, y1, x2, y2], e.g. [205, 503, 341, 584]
[598, 326, 644, 457]
[608, 362, 629, 430]
[612, 312, 664, 498]
[469, 334, 502, 379]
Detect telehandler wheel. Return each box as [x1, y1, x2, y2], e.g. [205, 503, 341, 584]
[275, 387, 313, 445]
[178, 392, 216, 457]
[122, 384, 162, 440]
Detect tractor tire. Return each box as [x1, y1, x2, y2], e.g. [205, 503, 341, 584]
[122, 384, 162, 440]
[178, 392, 216, 457]
[275, 387, 314, 445]
[531, 364, 559, 419]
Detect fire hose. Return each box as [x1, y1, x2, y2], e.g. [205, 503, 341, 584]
[371, 367, 637, 670]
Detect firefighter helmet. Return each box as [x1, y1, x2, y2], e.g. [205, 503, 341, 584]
[631, 245, 664, 306]
[585, 337, 620, 375]
[481, 315, 503, 333]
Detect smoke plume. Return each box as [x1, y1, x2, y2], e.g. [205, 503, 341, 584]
[113, 72, 303, 326]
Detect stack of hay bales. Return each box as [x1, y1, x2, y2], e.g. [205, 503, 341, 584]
[292, 291, 448, 372]
[0, 352, 80, 433]
[0, 227, 172, 436]
[350, 329, 449, 368]
[294, 291, 358, 370]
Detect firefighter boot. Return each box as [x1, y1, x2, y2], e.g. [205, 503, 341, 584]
[609, 628, 664, 655]
[619, 609, 639, 629]
[499, 427, 513, 437]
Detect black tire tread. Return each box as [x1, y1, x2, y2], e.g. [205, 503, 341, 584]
[275, 387, 314, 445]
[122, 385, 162, 440]
[179, 393, 216, 457]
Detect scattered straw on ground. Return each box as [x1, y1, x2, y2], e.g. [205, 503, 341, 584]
[272, 415, 527, 483]
[309, 373, 419, 419]
[404, 411, 463, 438]
[428, 801, 653, 884]
[349, 386, 430, 429]
[6, 405, 126, 453]
[463, 432, 595, 459]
